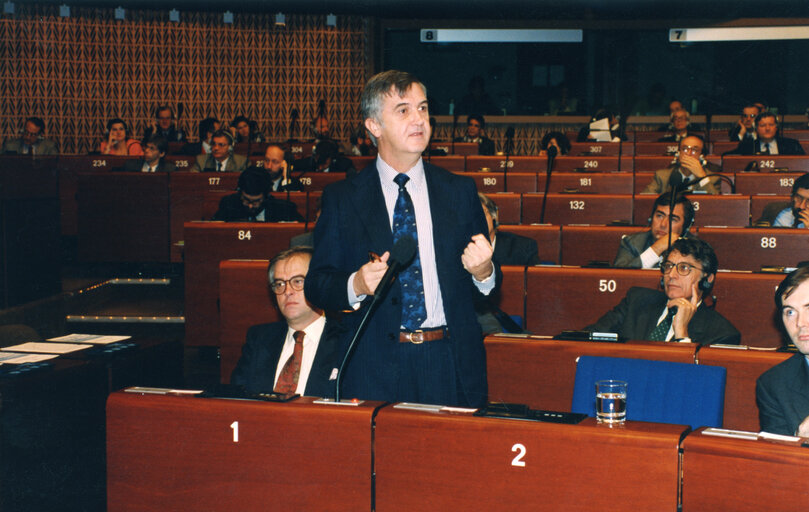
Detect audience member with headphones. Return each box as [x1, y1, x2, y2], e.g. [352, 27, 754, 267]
[2, 117, 58, 155]
[614, 193, 695, 269]
[643, 135, 721, 195]
[657, 109, 696, 143]
[212, 166, 304, 222]
[190, 129, 247, 172]
[729, 111, 805, 156]
[587, 237, 740, 345]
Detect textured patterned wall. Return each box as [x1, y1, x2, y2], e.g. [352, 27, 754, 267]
[0, 6, 369, 154]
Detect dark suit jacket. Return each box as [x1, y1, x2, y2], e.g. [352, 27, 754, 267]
[212, 193, 304, 222]
[292, 154, 357, 176]
[142, 126, 186, 144]
[191, 154, 247, 172]
[613, 230, 656, 269]
[756, 352, 809, 435]
[493, 230, 540, 266]
[230, 319, 342, 397]
[729, 136, 805, 156]
[305, 161, 498, 407]
[584, 287, 741, 345]
[2, 137, 58, 155]
[117, 158, 177, 173]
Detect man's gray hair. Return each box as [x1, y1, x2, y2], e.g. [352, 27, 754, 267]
[360, 70, 427, 146]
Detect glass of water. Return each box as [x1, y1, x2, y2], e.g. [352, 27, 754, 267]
[595, 380, 627, 424]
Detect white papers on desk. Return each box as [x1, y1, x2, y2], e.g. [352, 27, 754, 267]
[0, 342, 92, 354]
[0, 352, 59, 364]
[589, 117, 613, 142]
[48, 333, 131, 345]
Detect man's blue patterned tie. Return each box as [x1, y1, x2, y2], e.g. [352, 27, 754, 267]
[392, 173, 426, 330]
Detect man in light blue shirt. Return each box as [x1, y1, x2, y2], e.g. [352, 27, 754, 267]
[773, 173, 809, 228]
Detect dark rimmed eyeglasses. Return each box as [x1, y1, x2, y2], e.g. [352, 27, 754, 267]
[661, 261, 703, 276]
[270, 275, 306, 294]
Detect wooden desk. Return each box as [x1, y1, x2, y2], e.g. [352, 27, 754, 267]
[553, 155, 624, 172]
[466, 155, 544, 173]
[295, 172, 346, 191]
[429, 141, 477, 155]
[634, 194, 750, 227]
[375, 407, 686, 511]
[169, 172, 240, 262]
[681, 428, 809, 510]
[634, 141, 680, 155]
[485, 335, 696, 411]
[568, 141, 627, 156]
[56, 155, 128, 236]
[484, 192, 521, 224]
[708, 271, 785, 348]
[423, 155, 466, 172]
[107, 392, 380, 511]
[457, 171, 537, 193]
[722, 155, 809, 173]
[76, 172, 171, 262]
[184, 222, 306, 348]
[734, 172, 804, 195]
[523, 266, 660, 333]
[498, 225, 561, 263]
[523, 193, 634, 225]
[696, 227, 809, 271]
[538, 172, 634, 194]
[695, 347, 791, 432]
[559, 225, 647, 266]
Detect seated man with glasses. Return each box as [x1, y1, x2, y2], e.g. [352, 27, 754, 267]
[773, 173, 809, 228]
[212, 166, 304, 222]
[585, 238, 740, 345]
[231, 247, 342, 396]
[729, 104, 761, 142]
[643, 135, 722, 195]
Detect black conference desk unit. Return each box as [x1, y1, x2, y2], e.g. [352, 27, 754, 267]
[0, 336, 183, 512]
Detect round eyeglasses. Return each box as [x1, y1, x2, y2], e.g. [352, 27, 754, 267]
[270, 275, 305, 294]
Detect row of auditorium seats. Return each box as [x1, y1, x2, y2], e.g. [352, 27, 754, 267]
[215, 259, 791, 432]
[182, 222, 804, 349]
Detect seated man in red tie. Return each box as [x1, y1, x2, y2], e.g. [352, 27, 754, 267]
[230, 247, 342, 397]
[585, 238, 740, 345]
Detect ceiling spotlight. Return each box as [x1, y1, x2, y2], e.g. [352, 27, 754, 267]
[59, 4, 70, 17]
[3, 2, 14, 15]
[275, 13, 286, 26]
[223, 11, 233, 24]
[326, 14, 337, 27]
[169, 9, 179, 22]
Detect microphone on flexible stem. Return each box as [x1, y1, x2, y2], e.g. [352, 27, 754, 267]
[503, 126, 515, 193]
[334, 235, 417, 403]
[703, 172, 735, 194]
[539, 145, 557, 224]
[667, 171, 686, 250]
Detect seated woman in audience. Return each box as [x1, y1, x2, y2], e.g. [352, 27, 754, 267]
[539, 131, 571, 156]
[99, 118, 143, 156]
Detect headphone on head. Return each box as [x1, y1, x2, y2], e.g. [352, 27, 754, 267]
[648, 199, 695, 234]
[659, 269, 712, 293]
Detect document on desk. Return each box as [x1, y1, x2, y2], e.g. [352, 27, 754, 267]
[0, 352, 59, 364]
[1, 342, 93, 354]
[48, 333, 132, 345]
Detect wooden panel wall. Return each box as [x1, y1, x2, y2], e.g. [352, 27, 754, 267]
[0, 5, 370, 154]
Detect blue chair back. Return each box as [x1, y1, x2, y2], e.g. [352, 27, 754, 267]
[571, 356, 726, 429]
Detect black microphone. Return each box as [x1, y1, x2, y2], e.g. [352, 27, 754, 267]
[667, 174, 685, 251]
[334, 235, 417, 403]
[538, 145, 557, 224]
[502, 126, 515, 192]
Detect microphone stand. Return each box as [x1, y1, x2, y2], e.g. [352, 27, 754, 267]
[539, 146, 557, 224]
[503, 127, 514, 193]
[451, 113, 458, 155]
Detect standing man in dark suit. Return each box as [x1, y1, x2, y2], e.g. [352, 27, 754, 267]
[190, 130, 247, 172]
[730, 111, 805, 155]
[757, 266, 809, 436]
[305, 70, 497, 408]
[118, 135, 177, 172]
[231, 247, 341, 397]
[586, 238, 740, 345]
